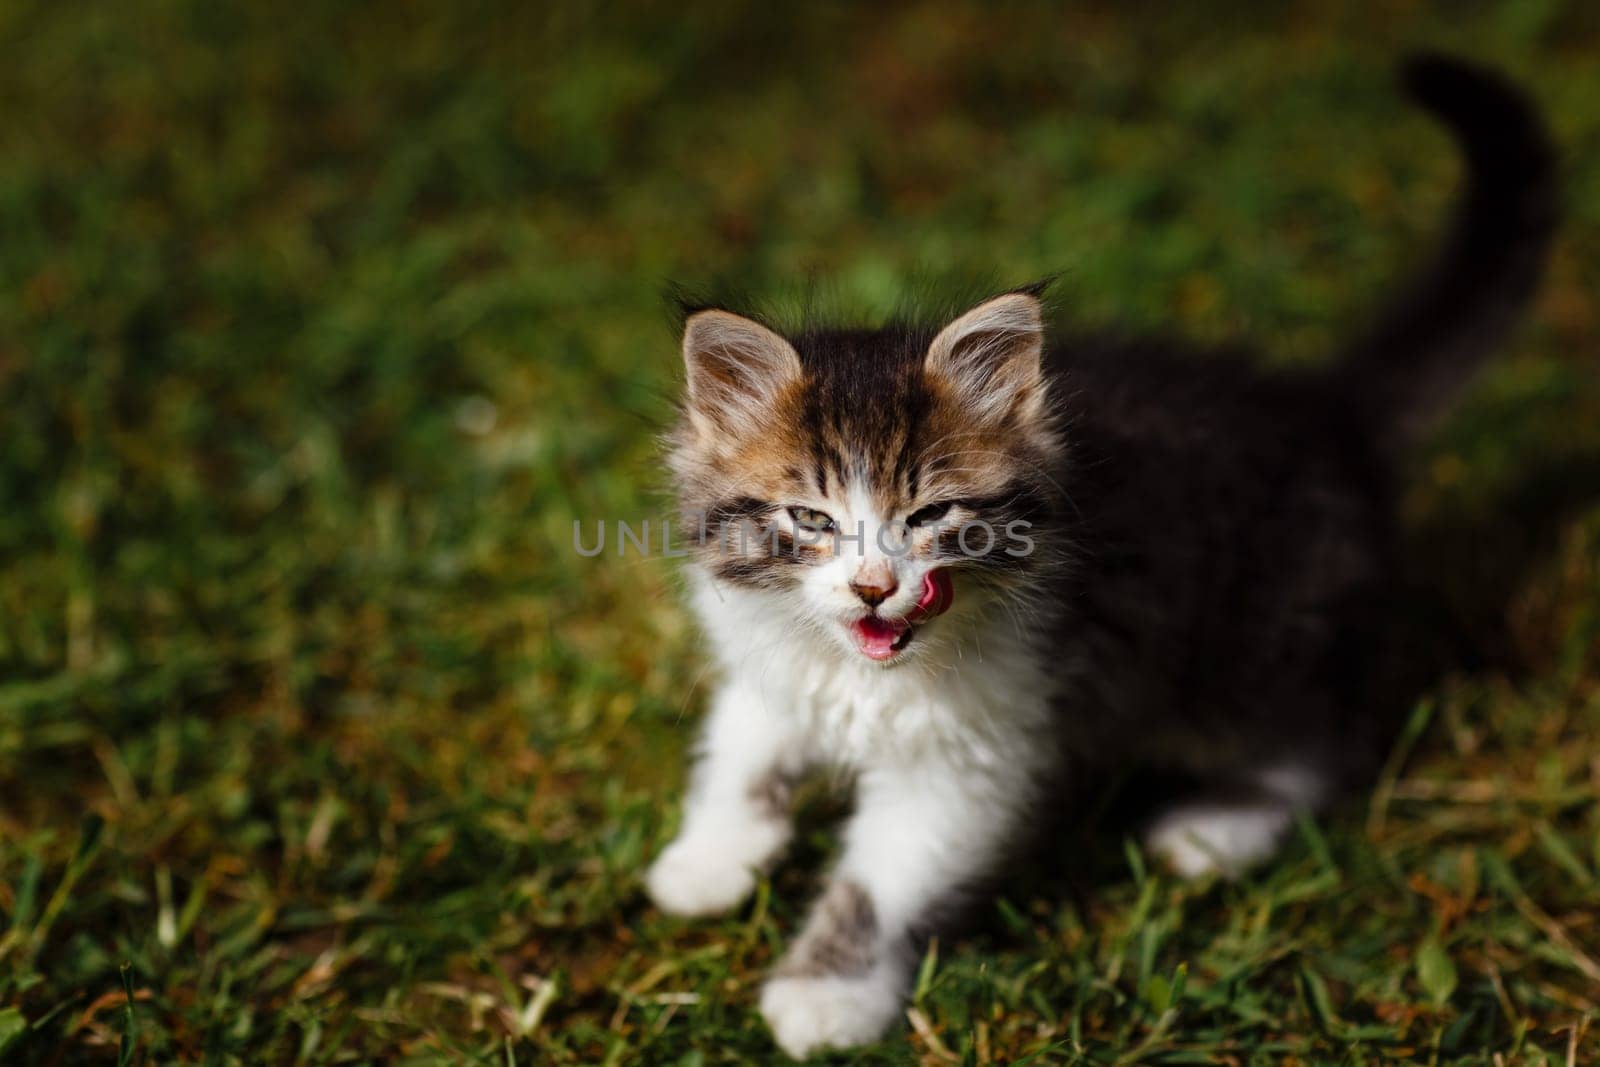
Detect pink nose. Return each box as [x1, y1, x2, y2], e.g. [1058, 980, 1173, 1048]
[850, 575, 898, 607]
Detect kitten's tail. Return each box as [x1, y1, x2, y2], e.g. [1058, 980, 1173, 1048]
[1335, 53, 1559, 448]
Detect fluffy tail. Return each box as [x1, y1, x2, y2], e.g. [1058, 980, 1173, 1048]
[1336, 53, 1559, 447]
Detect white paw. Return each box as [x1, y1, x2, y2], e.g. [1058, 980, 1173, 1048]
[759, 974, 901, 1059]
[646, 823, 784, 917]
[1146, 803, 1293, 879]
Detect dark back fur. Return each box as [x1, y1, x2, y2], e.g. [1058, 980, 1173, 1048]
[1044, 336, 1396, 785]
[1042, 54, 1557, 785]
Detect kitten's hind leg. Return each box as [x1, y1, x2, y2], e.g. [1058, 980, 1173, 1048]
[1144, 763, 1328, 879]
[647, 680, 806, 917]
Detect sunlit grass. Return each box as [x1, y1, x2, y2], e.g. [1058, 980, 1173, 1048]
[0, 2, 1597, 1062]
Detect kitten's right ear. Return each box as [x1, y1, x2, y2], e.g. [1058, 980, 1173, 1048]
[681, 310, 802, 434]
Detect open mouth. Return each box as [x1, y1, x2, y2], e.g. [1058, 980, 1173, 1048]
[849, 615, 914, 661]
[847, 569, 954, 662]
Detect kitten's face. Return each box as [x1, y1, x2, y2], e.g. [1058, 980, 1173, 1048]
[671, 293, 1064, 666]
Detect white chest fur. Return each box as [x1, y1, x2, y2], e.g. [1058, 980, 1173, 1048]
[689, 569, 1058, 773]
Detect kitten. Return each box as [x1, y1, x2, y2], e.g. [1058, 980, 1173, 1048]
[647, 54, 1556, 1058]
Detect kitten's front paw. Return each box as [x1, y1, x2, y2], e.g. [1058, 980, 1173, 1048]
[759, 974, 901, 1059]
[646, 833, 764, 917]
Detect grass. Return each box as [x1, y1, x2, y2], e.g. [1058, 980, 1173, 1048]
[1, 1, 1598, 1062]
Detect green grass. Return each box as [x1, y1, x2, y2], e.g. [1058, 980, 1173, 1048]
[1, 1, 1598, 1062]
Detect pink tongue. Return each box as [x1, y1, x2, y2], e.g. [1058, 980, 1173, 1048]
[851, 615, 909, 660]
[909, 569, 953, 623]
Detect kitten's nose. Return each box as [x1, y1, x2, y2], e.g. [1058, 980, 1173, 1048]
[850, 565, 898, 608]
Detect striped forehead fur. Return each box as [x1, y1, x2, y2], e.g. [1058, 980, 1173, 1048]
[671, 292, 1065, 588]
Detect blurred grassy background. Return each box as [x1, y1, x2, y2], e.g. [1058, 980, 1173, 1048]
[1, 1, 1598, 1062]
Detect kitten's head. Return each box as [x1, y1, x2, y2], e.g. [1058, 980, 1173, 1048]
[670, 291, 1067, 666]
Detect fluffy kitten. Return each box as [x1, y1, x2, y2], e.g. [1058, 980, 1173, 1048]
[647, 54, 1557, 1057]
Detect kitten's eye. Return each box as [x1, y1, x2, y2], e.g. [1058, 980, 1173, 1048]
[905, 502, 954, 528]
[787, 506, 837, 533]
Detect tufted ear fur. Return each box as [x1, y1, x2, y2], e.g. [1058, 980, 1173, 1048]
[924, 292, 1046, 424]
[681, 310, 802, 436]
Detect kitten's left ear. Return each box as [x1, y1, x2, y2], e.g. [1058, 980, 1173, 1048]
[925, 292, 1046, 423]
